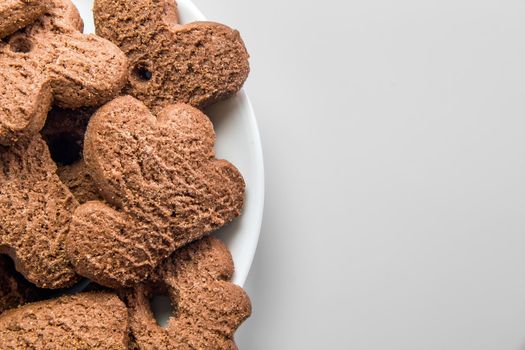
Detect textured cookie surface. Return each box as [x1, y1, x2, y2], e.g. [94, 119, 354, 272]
[0, 0, 128, 145]
[0, 135, 79, 288]
[94, 0, 249, 112]
[67, 96, 245, 288]
[0, 292, 129, 349]
[58, 161, 101, 204]
[0, 0, 48, 38]
[126, 237, 251, 350]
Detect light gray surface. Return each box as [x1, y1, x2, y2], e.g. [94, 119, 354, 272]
[194, 0, 525, 349]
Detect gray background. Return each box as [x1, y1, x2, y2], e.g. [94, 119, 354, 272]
[193, 0, 525, 348]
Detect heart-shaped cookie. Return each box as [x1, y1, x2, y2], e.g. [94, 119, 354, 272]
[66, 96, 245, 288]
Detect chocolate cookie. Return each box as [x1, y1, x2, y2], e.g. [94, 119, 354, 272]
[0, 0, 128, 145]
[66, 96, 245, 288]
[125, 237, 251, 350]
[94, 0, 249, 112]
[0, 135, 79, 288]
[0, 292, 129, 349]
[0, 0, 47, 38]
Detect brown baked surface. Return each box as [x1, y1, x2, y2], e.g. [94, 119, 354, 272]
[58, 161, 102, 204]
[0, 292, 129, 349]
[94, 0, 249, 112]
[0, 0, 128, 145]
[126, 236, 251, 350]
[0, 0, 47, 38]
[66, 96, 245, 288]
[0, 135, 79, 288]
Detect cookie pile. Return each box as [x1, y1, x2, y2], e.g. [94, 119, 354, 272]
[0, 0, 252, 348]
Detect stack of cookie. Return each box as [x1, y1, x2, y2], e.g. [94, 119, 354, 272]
[0, 0, 252, 348]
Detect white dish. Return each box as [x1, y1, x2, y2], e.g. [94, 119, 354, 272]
[71, 0, 264, 287]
